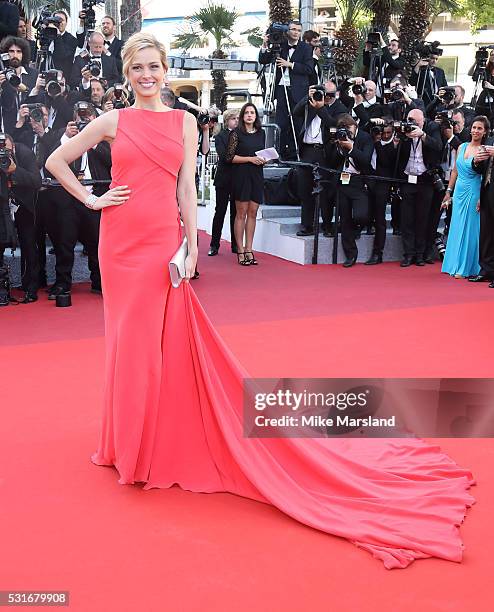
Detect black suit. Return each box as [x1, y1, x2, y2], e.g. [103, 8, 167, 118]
[472, 137, 494, 278]
[410, 65, 448, 106]
[0, 66, 38, 134]
[309, 56, 322, 86]
[210, 128, 237, 251]
[9, 142, 42, 293]
[13, 125, 62, 286]
[392, 121, 442, 260]
[259, 40, 314, 159]
[353, 101, 387, 131]
[369, 139, 398, 255]
[293, 97, 341, 230]
[0, 1, 19, 42]
[70, 54, 120, 89]
[76, 32, 124, 76]
[363, 47, 405, 89]
[52, 31, 78, 81]
[326, 130, 374, 260]
[48, 131, 111, 290]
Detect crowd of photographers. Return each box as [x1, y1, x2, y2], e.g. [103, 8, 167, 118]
[1, 6, 494, 305]
[255, 20, 494, 274]
[0, 5, 218, 305]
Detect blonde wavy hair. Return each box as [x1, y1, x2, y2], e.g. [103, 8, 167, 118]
[122, 32, 168, 86]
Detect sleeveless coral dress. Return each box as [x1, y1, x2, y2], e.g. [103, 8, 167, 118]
[91, 108, 475, 569]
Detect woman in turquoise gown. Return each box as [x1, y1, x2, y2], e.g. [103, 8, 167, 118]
[441, 117, 490, 277]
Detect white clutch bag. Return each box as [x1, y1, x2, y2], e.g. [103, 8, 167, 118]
[169, 236, 188, 288]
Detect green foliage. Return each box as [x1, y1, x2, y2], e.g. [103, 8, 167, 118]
[24, 0, 70, 19]
[241, 27, 264, 49]
[455, 0, 494, 31]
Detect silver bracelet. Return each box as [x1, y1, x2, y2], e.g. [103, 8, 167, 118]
[84, 194, 99, 210]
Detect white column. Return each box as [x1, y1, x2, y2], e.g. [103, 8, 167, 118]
[300, 0, 315, 32]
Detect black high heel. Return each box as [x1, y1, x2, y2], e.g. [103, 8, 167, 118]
[237, 252, 250, 266]
[244, 251, 257, 265]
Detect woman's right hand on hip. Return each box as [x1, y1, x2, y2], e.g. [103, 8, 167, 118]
[94, 185, 132, 209]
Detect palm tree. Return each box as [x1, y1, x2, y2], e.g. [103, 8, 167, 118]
[21, 0, 70, 20]
[120, 0, 142, 41]
[332, 0, 372, 77]
[173, 3, 239, 107]
[398, 0, 459, 74]
[267, 0, 293, 23]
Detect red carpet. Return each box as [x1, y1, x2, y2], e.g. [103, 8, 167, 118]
[1, 237, 493, 611]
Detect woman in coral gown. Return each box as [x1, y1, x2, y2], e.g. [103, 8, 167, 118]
[46, 33, 475, 570]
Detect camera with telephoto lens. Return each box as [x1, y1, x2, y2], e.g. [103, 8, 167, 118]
[0, 53, 21, 87]
[41, 69, 62, 97]
[23, 103, 45, 123]
[352, 83, 367, 96]
[113, 84, 125, 109]
[74, 101, 94, 131]
[197, 112, 211, 126]
[428, 168, 446, 192]
[393, 120, 416, 135]
[367, 32, 381, 49]
[436, 110, 458, 130]
[311, 85, 326, 102]
[435, 235, 446, 260]
[83, 59, 102, 78]
[371, 124, 384, 137]
[34, 7, 62, 51]
[475, 47, 490, 70]
[414, 40, 443, 60]
[318, 36, 343, 49]
[439, 86, 455, 104]
[80, 0, 103, 31]
[334, 127, 352, 142]
[267, 22, 289, 48]
[391, 88, 405, 102]
[328, 127, 353, 142]
[0, 133, 13, 172]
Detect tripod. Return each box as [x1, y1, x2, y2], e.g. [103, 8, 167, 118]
[471, 65, 487, 108]
[368, 47, 385, 100]
[260, 47, 300, 161]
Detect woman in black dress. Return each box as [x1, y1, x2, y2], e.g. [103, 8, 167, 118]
[225, 103, 266, 265]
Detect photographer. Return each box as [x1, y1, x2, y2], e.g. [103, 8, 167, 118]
[47, 102, 111, 298]
[27, 70, 79, 131]
[424, 108, 468, 263]
[0, 133, 42, 303]
[302, 30, 322, 86]
[70, 31, 119, 91]
[325, 114, 373, 266]
[385, 75, 425, 120]
[259, 20, 313, 159]
[391, 109, 442, 266]
[51, 11, 78, 83]
[471, 124, 494, 286]
[293, 83, 342, 236]
[363, 33, 405, 96]
[365, 119, 396, 264]
[208, 109, 239, 256]
[77, 14, 123, 77]
[17, 17, 36, 63]
[83, 77, 106, 113]
[0, 36, 38, 135]
[351, 79, 385, 130]
[101, 84, 129, 112]
[426, 85, 474, 125]
[472, 50, 494, 121]
[13, 103, 61, 287]
[410, 44, 447, 106]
